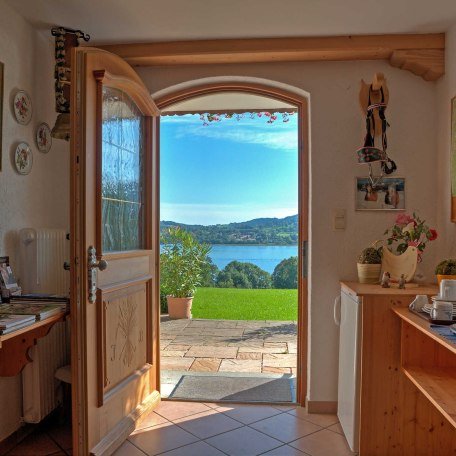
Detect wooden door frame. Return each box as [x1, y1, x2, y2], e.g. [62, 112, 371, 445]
[155, 82, 309, 405]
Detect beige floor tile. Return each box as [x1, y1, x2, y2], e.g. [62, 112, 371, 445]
[237, 351, 262, 360]
[135, 410, 169, 431]
[262, 366, 292, 374]
[128, 422, 199, 455]
[165, 344, 191, 351]
[189, 358, 221, 372]
[229, 340, 264, 347]
[160, 357, 194, 370]
[289, 428, 352, 456]
[288, 408, 339, 428]
[264, 342, 288, 348]
[263, 354, 297, 368]
[161, 350, 187, 357]
[287, 342, 298, 354]
[219, 359, 262, 373]
[113, 440, 147, 456]
[7, 432, 61, 456]
[186, 346, 238, 359]
[203, 328, 245, 337]
[217, 404, 282, 424]
[262, 444, 308, 455]
[174, 409, 242, 439]
[206, 426, 282, 455]
[327, 422, 344, 435]
[216, 321, 239, 328]
[160, 440, 225, 455]
[155, 400, 211, 420]
[250, 412, 322, 443]
[181, 328, 205, 335]
[47, 422, 72, 450]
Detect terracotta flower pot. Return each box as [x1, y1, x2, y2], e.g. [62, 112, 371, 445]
[357, 263, 381, 284]
[167, 296, 193, 319]
[436, 274, 456, 286]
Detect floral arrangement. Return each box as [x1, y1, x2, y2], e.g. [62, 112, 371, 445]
[199, 111, 294, 126]
[384, 212, 437, 261]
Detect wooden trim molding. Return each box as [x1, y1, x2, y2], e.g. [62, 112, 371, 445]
[100, 33, 445, 81]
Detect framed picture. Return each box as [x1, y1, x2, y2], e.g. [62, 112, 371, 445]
[451, 96, 456, 222]
[355, 177, 405, 211]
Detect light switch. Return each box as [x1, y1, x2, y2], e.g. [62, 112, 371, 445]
[333, 209, 346, 230]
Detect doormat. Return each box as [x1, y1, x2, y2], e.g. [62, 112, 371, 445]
[169, 374, 293, 402]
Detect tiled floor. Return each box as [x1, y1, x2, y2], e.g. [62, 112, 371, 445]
[160, 318, 298, 374]
[114, 401, 352, 456]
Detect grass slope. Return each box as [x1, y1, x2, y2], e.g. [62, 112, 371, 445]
[192, 287, 298, 320]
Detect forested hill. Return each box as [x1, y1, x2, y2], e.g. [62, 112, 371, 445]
[160, 215, 298, 245]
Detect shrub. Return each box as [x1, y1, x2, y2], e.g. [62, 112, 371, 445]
[200, 257, 219, 287]
[216, 261, 272, 289]
[160, 227, 211, 298]
[357, 247, 382, 264]
[435, 259, 456, 275]
[272, 256, 298, 289]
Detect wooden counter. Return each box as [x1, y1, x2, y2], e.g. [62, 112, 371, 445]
[339, 282, 456, 455]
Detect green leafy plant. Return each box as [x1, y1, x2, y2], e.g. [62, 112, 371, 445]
[160, 227, 212, 298]
[357, 247, 382, 264]
[272, 256, 298, 289]
[435, 259, 456, 275]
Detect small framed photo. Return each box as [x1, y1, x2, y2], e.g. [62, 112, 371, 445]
[355, 177, 405, 211]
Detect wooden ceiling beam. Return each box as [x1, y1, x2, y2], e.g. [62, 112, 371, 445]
[100, 33, 445, 81]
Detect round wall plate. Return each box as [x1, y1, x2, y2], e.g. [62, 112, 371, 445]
[14, 142, 33, 175]
[13, 90, 32, 125]
[36, 122, 52, 153]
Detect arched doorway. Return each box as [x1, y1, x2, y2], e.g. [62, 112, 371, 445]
[155, 81, 309, 406]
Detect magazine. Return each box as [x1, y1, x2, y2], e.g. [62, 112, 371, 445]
[0, 303, 64, 320]
[0, 313, 35, 329]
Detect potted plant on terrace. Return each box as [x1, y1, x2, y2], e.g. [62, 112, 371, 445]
[435, 259, 456, 285]
[160, 227, 211, 319]
[357, 244, 382, 284]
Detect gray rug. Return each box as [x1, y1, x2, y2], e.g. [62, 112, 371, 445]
[169, 374, 293, 402]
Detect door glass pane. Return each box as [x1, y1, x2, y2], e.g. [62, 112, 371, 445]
[101, 86, 145, 252]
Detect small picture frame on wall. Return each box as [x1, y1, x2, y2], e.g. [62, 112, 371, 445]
[355, 177, 405, 211]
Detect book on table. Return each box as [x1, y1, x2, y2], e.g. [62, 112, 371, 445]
[0, 303, 65, 321]
[0, 313, 36, 335]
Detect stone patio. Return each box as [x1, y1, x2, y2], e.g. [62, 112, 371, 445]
[160, 317, 298, 375]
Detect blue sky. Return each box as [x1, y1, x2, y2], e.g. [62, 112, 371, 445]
[160, 113, 298, 225]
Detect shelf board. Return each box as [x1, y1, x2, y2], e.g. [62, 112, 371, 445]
[403, 365, 456, 428]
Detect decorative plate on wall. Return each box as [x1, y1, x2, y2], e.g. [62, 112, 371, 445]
[36, 122, 52, 153]
[13, 90, 32, 125]
[14, 142, 33, 175]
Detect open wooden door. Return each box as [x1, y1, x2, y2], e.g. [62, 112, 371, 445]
[70, 47, 160, 455]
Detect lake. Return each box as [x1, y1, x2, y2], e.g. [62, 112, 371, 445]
[208, 245, 298, 273]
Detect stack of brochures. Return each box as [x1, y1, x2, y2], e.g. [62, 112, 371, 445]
[0, 302, 66, 321]
[0, 314, 36, 335]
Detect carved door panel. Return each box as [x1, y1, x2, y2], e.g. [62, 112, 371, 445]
[70, 47, 160, 455]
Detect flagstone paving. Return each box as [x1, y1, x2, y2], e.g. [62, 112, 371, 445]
[160, 317, 298, 374]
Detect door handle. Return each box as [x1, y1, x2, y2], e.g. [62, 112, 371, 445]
[88, 246, 108, 303]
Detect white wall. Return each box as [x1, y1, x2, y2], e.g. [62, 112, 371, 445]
[0, 2, 69, 440]
[138, 60, 439, 403]
[437, 25, 456, 260]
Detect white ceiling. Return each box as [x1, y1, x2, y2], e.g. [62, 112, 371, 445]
[7, 0, 456, 45]
[162, 92, 297, 114]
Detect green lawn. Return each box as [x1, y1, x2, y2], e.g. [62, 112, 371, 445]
[191, 287, 298, 320]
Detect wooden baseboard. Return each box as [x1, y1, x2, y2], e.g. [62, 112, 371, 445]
[90, 390, 160, 456]
[307, 400, 337, 414]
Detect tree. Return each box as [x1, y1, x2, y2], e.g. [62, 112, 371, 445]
[216, 261, 272, 289]
[200, 257, 219, 287]
[272, 256, 298, 289]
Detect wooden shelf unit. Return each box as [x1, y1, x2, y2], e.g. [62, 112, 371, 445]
[394, 308, 456, 429]
[0, 313, 68, 377]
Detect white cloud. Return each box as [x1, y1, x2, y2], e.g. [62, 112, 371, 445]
[160, 202, 298, 225]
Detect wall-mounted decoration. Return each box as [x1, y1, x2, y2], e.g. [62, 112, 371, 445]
[13, 90, 32, 125]
[36, 122, 52, 153]
[357, 73, 397, 189]
[451, 96, 456, 222]
[0, 62, 3, 172]
[14, 142, 33, 175]
[355, 177, 405, 211]
[50, 27, 90, 141]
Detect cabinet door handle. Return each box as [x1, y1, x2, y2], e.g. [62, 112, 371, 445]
[334, 296, 341, 326]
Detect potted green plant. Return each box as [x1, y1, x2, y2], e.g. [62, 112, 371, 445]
[357, 245, 382, 284]
[160, 227, 211, 319]
[435, 259, 456, 285]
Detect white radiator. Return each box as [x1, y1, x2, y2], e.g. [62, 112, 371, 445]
[19, 228, 69, 295]
[19, 228, 70, 423]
